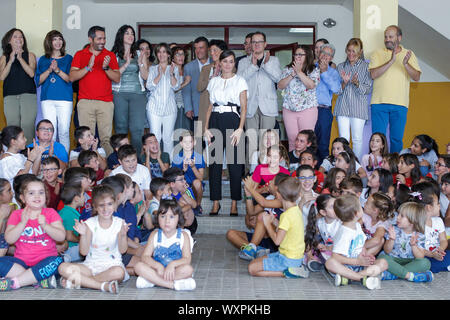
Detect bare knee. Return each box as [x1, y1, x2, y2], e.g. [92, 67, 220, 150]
[109, 266, 125, 281]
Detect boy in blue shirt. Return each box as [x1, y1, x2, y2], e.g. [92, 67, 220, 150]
[163, 167, 197, 235]
[107, 133, 130, 170]
[172, 130, 205, 215]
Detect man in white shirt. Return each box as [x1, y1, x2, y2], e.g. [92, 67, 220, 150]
[110, 144, 151, 200]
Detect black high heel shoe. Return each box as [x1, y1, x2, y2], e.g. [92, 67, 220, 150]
[230, 209, 238, 217]
[209, 203, 221, 216]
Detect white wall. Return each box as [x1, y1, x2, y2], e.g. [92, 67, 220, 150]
[0, 0, 16, 54]
[62, 0, 353, 63]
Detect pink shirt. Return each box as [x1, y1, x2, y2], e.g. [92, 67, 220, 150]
[252, 164, 290, 186]
[7, 208, 62, 266]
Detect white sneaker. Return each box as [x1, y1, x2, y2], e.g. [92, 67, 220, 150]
[174, 278, 196, 291]
[136, 276, 155, 289]
[363, 276, 381, 290]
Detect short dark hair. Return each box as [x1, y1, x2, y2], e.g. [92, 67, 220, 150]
[142, 133, 156, 144]
[194, 36, 209, 47]
[209, 39, 228, 52]
[442, 172, 450, 185]
[296, 164, 315, 177]
[74, 126, 91, 142]
[110, 133, 129, 150]
[88, 26, 105, 39]
[60, 183, 83, 205]
[117, 144, 137, 160]
[78, 150, 98, 167]
[150, 177, 169, 196]
[252, 31, 266, 42]
[156, 199, 185, 228]
[315, 38, 329, 45]
[36, 119, 54, 131]
[101, 176, 125, 197]
[439, 154, 450, 168]
[340, 176, 363, 194]
[63, 167, 89, 185]
[219, 50, 236, 62]
[163, 167, 184, 183]
[42, 156, 60, 169]
[300, 148, 318, 162]
[245, 32, 255, 40]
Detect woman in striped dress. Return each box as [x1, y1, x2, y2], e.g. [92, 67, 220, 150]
[335, 38, 373, 160]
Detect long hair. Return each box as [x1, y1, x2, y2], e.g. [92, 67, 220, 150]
[43, 30, 66, 58]
[2, 28, 29, 58]
[369, 132, 388, 156]
[288, 44, 315, 74]
[135, 39, 155, 63]
[111, 25, 137, 60]
[414, 134, 439, 156]
[305, 194, 334, 253]
[365, 168, 393, 199]
[345, 37, 365, 61]
[400, 153, 421, 184]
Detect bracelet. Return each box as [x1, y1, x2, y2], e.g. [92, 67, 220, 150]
[85, 66, 92, 72]
[55, 69, 60, 74]
[244, 196, 253, 200]
[27, 159, 34, 164]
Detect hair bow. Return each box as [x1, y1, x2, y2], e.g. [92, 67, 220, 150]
[161, 194, 174, 201]
[409, 191, 422, 201]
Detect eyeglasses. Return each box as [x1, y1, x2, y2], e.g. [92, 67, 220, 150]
[41, 168, 59, 173]
[298, 176, 315, 180]
[436, 162, 447, 168]
[38, 127, 54, 132]
[175, 177, 186, 182]
[175, 52, 185, 56]
[251, 40, 265, 45]
[294, 53, 306, 57]
[320, 51, 334, 57]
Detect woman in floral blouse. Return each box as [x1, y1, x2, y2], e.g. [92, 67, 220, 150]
[278, 45, 320, 151]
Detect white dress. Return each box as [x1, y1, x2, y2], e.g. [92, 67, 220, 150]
[82, 216, 129, 279]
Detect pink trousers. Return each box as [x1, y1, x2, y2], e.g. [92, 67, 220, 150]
[282, 107, 318, 151]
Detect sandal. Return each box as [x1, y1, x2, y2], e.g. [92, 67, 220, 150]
[60, 277, 80, 290]
[101, 280, 119, 294]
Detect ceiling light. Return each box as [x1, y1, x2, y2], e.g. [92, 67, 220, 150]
[289, 28, 314, 33]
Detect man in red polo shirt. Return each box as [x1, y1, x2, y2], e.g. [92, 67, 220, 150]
[69, 26, 120, 156]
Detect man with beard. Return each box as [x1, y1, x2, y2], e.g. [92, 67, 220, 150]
[70, 26, 120, 156]
[368, 25, 421, 153]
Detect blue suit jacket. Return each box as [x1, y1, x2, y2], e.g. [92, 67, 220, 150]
[182, 58, 210, 117]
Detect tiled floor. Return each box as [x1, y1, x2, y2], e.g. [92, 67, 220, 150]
[0, 233, 449, 300]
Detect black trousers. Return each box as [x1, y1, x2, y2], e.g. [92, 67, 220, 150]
[208, 111, 244, 201]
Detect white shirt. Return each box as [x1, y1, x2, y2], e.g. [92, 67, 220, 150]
[207, 74, 248, 107]
[69, 148, 106, 162]
[424, 217, 446, 251]
[439, 193, 449, 236]
[317, 218, 342, 246]
[111, 164, 151, 195]
[333, 223, 367, 259]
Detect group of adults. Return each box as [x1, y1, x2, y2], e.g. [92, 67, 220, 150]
[0, 24, 421, 207]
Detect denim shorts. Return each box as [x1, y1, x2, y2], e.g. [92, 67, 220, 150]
[263, 251, 303, 272]
[0, 234, 8, 249]
[329, 265, 364, 278]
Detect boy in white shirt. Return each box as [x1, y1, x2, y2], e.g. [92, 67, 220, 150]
[111, 145, 152, 200]
[325, 194, 380, 289]
[69, 126, 107, 169]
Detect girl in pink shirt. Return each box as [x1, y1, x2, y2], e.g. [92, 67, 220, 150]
[0, 177, 65, 291]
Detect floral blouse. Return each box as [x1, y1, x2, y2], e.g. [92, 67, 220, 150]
[280, 66, 320, 112]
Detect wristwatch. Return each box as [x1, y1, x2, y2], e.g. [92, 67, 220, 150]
[103, 66, 110, 71]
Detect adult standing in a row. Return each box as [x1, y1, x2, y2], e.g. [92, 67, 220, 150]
[182, 37, 210, 133]
[237, 31, 281, 161]
[69, 26, 120, 156]
[369, 25, 421, 153]
[0, 28, 37, 143]
[111, 25, 148, 155]
[335, 38, 373, 161]
[146, 43, 181, 160]
[278, 45, 320, 152]
[35, 30, 73, 153]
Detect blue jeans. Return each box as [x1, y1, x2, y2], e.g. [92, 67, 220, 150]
[371, 104, 408, 153]
[314, 107, 334, 167]
[426, 251, 450, 273]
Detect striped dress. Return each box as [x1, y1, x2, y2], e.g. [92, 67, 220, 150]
[334, 58, 373, 120]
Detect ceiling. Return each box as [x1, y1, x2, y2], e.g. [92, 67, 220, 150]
[93, 0, 348, 4]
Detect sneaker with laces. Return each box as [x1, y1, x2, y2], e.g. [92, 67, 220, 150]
[239, 244, 256, 261]
[136, 276, 155, 289]
[381, 270, 398, 281]
[307, 259, 324, 272]
[361, 276, 381, 290]
[174, 278, 196, 291]
[0, 278, 13, 291]
[283, 265, 310, 279]
[38, 275, 57, 289]
[255, 246, 270, 258]
[334, 274, 350, 287]
[411, 271, 433, 283]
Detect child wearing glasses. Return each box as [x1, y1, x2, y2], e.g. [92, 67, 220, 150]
[41, 157, 63, 210]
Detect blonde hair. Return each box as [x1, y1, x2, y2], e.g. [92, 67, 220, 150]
[398, 202, 427, 234]
[345, 38, 364, 60]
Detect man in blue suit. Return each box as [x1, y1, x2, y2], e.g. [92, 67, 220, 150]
[182, 37, 210, 134]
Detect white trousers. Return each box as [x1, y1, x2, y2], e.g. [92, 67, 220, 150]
[337, 116, 366, 160]
[40, 100, 73, 153]
[146, 111, 177, 160]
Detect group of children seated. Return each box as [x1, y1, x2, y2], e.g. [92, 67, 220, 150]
[0, 119, 448, 293]
[227, 129, 450, 290]
[0, 123, 205, 293]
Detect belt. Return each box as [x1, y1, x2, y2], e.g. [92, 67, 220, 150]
[318, 104, 331, 109]
[212, 103, 240, 116]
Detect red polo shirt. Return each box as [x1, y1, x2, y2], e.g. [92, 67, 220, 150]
[71, 45, 119, 102]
